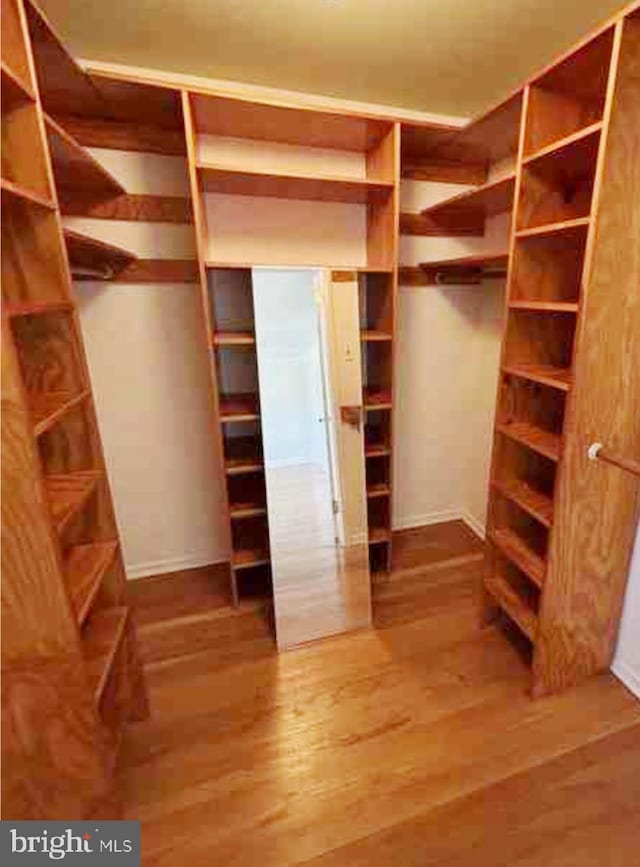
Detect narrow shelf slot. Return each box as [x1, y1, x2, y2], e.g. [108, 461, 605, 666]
[45, 471, 100, 536]
[1, 60, 35, 109]
[369, 527, 392, 544]
[420, 173, 516, 230]
[515, 217, 591, 239]
[490, 528, 546, 589]
[361, 330, 393, 342]
[63, 228, 137, 280]
[510, 221, 587, 305]
[496, 420, 561, 462]
[223, 433, 264, 475]
[30, 389, 90, 437]
[83, 606, 128, 706]
[213, 331, 256, 346]
[1, 177, 54, 210]
[363, 387, 392, 411]
[523, 121, 603, 167]
[232, 549, 271, 571]
[491, 478, 554, 528]
[229, 504, 268, 520]
[219, 393, 260, 422]
[365, 443, 392, 458]
[367, 483, 391, 499]
[485, 573, 538, 641]
[65, 541, 118, 626]
[501, 363, 571, 392]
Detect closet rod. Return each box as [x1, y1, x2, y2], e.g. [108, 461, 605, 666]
[587, 443, 640, 479]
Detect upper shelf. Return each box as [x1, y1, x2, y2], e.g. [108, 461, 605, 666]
[197, 162, 393, 204]
[44, 114, 125, 204]
[63, 228, 136, 280]
[1, 59, 35, 110]
[420, 173, 516, 231]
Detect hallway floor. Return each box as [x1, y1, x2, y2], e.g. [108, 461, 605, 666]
[124, 521, 640, 866]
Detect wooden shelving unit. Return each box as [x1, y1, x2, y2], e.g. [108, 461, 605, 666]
[1, 0, 148, 819]
[484, 15, 640, 696]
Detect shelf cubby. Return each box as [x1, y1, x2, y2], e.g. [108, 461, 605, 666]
[491, 435, 556, 530]
[489, 495, 548, 589]
[502, 309, 576, 393]
[45, 470, 101, 537]
[420, 173, 516, 232]
[524, 28, 614, 156]
[227, 472, 268, 519]
[1, 58, 34, 110]
[30, 388, 90, 437]
[1, 0, 33, 95]
[496, 374, 566, 463]
[517, 126, 600, 231]
[37, 397, 98, 475]
[65, 540, 119, 626]
[510, 221, 587, 304]
[366, 453, 391, 495]
[485, 553, 540, 642]
[82, 606, 128, 707]
[223, 428, 264, 475]
[63, 228, 136, 280]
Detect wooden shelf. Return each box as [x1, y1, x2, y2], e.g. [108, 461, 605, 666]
[229, 502, 268, 520]
[1, 59, 35, 109]
[491, 478, 554, 528]
[83, 606, 128, 706]
[0, 176, 55, 210]
[365, 443, 392, 458]
[509, 301, 579, 313]
[224, 436, 263, 475]
[419, 252, 509, 284]
[496, 420, 561, 462]
[363, 388, 392, 411]
[206, 261, 394, 274]
[516, 217, 590, 240]
[367, 483, 391, 499]
[45, 471, 100, 536]
[66, 541, 118, 626]
[420, 173, 516, 230]
[219, 393, 260, 422]
[232, 548, 270, 571]
[523, 121, 603, 168]
[197, 162, 393, 205]
[400, 210, 485, 238]
[213, 331, 256, 346]
[63, 228, 137, 280]
[361, 330, 392, 342]
[44, 113, 125, 203]
[30, 389, 90, 437]
[3, 300, 74, 317]
[502, 363, 571, 392]
[485, 574, 538, 641]
[369, 527, 392, 544]
[490, 529, 546, 590]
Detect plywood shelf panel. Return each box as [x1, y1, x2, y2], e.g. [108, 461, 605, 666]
[420, 173, 516, 229]
[485, 574, 538, 641]
[30, 388, 90, 437]
[367, 483, 391, 499]
[197, 162, 393, 204]
[1, 59, 35, 108]
[1, 177, 55, 210]
[83, 606, 128, 706]
[229, 502, 268, 520]
[490, 529, 546, 589]
[509, 301, 579, 313]
[363, 387, 392, 411]
[213, 331, 256, 346]
[44, 113, 125, 204]
[523, 121, 603, 168]
[232, 548, 270, 571]
[496, 420, 561, 462]
[45, 471, 100, 536]
[365, 443, 392, 458]
[400, 210, 485, 238]
[66, 541, 118, 626]
[501, 363, 571, 392]
[63, 228, 136, 280]
[515, 216, 591, 239]
[491, 478, 554, 528]
[3, 300, 74, 317]
[361, 330, 392, 342]
[368, 527, 392, 544]
[219, 393, 260, 422]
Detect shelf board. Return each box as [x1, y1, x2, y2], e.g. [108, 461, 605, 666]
[367, 483, 391, 499]
[502, 363, 571, 392]
[365, 443, 392, 458]
[45, 471, 100, 536]
[30, 389, 90, 437]
[225, 459, 264, 476]
[213, 331, 256, 346]
[197, 162, 393, 205]
[369, 527, 392, 544]
[206, 261, 393, 274]
[224, 436, 264, 474]
[496, 419, 562, 462]
[1, 177, 55, 210]
[229, 502, 268, 520]
[232, 548, 270, 571]
[44, 113, 125, 203]
[420, 173, 516, 230]
[419, 252, 509, 283]
[485, 574, 538, 642]
[83, 606, 128, 707]
[3, 300, 74, 317]
[491, 478, 554, 528]
[515, 217, 591, 240]
[361, 330, 393, 342]
[509, 300, 579, 313]
[63, 228, 137, 280]
[400, 210, 485, 238]
[66, 541, 119, 626]
[523, 121, 603, 167]
[1, 60, 36, 109]
[219, 393, 260, 422]
[489, 529, 546, 590]
[363, 388, 392, 411]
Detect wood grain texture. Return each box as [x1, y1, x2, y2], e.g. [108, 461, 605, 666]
[534, 18, 640, 695]
[118, 521, 640, 866]
[61, 192, 192, 223]
[108, 258, 200, 284]
[399, 211, 484, 238]
[51, 114, 187, 155]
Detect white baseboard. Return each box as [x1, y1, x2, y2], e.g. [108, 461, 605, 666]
[460, 510, 486, 540]
[611, 659, 640, 701]
[393, 508, 465, 531]
[125, 551, 227, 580]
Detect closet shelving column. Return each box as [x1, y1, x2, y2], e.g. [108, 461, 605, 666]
[2, 0, 147, 817]
[483, 23, 632, 693]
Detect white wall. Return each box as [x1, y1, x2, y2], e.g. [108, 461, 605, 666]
[613, 520, 640, 699]
[71, 150, 227, 578]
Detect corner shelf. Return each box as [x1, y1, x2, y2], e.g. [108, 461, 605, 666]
[83, 606, 128, 706]
[63, 228, 137, 280]
[1, 177, 55, 210]
[1, 59, 35, 109]
[30, 389, 90, 437]
[66, 541, 119, 626]
[420, 173, 516, 230]
[45, 471, 100, 536]
[197, 162, 393, 205]
[44, 114, 125, 204]
[496, 420, 561, 462]
[523, 121, 603, 168]
[490, 529, 545, 590]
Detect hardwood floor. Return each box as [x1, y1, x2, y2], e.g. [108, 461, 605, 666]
[123, 521, 640, 866]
